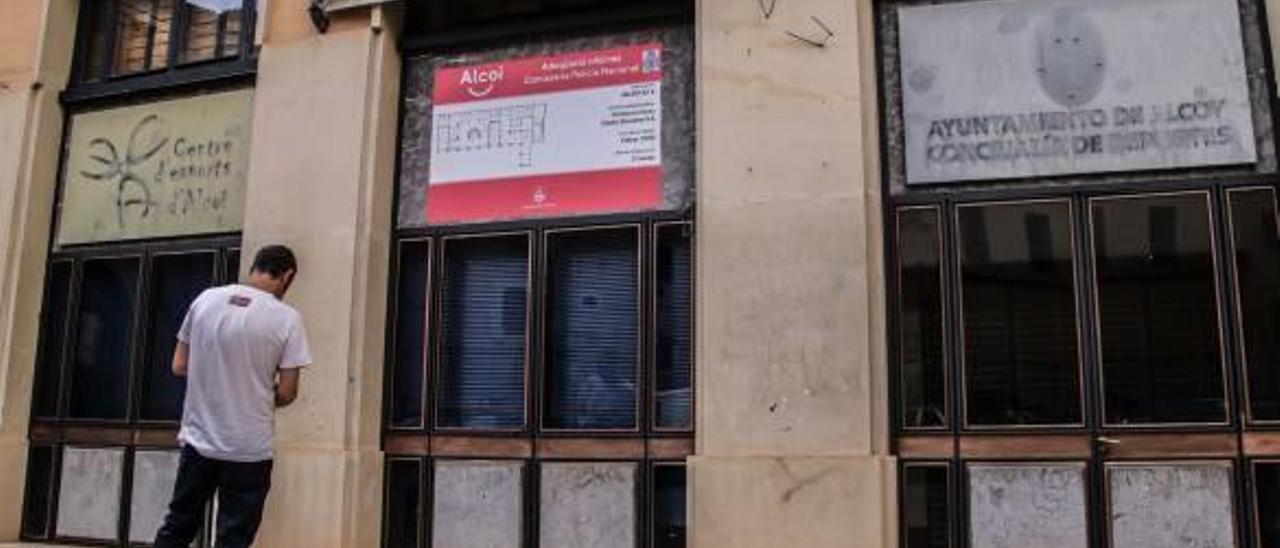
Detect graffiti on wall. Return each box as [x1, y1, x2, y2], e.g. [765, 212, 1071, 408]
[58, 89, 253, 245]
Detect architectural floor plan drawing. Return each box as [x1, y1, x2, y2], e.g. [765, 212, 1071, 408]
[434, 103, 549, 168]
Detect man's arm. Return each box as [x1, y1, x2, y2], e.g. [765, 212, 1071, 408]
[276, 311, 311, 408]
[275, 368, 300, 407]
[172, 341, 190, 377]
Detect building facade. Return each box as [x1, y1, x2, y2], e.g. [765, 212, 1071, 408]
[0, 0, 1276, 547]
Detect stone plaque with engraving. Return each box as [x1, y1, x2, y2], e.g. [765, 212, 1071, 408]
[899, 0, 1256, 184]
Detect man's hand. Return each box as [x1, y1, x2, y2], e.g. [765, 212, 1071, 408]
[275, 368, 300, 407]
[172, 342, 190, 377]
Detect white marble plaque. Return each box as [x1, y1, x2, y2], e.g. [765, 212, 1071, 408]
[540, 462, 637, 548]
[968, 463, 1088, 548]
[433, 461, 524, 548]
[57, 447, 125, 540]
[1109, 463, 1236, 548]
[129, 450, 181, 543]
[899, 0, 1257, 184]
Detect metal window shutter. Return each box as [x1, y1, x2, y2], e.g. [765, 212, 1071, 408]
[546, 229, 639, 429]
[438, 236, 529, 428]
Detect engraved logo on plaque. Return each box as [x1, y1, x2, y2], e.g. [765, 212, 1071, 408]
[1035, 8, 1107, 108]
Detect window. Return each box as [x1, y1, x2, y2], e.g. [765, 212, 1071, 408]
[22, 242, 238, 546]
[389, 11, 693, 546]
[32, 261, 72, 419]
[180, 0, 246, 63]
[896, 208, 947, 429]
[901, 464, 949, 548]
[959, 201, 1081, 426]
[544, 227, 641, 430]
[1092, 193, 1226, 425]
[384, 458, 424, 548]
[408, 0, 686, 35]
[653, 464, 689, 548]
[888, 189, 1271, 548]
[389, 240, 430, 429]
[141, 252, 217, 421]
[436, 235, 530, 430]
[879, 0, 1278, 542]
[1254, 461, 1280, 546]
[384, 222, 692, 433]
[75, 0, 253, 84]
[68, 257, 141, 420]
[21, 446, 56, 539]
[1228, 188, 1280, 422]
[382, 221, 693, 548]
[654, 223, 693, 430]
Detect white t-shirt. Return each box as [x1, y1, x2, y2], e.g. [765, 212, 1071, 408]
[177, 284, 312, 462]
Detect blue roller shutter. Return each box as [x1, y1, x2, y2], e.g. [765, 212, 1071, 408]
[437, 235, 529, 429]
[545, 228, 639, 430]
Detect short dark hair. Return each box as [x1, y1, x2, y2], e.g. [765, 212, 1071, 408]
[250, 245, 298, 278]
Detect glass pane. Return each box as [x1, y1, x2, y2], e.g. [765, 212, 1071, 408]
[437, 236, 528, 429]
[34, 261, 71, 418]
[224, 248, 241, 284]
[540, 462, 637, 548]
[1229, 189, 1280, 421]
[21, 446, 55, 539]
[432, 461, 523, 548]
[960, 201, 1081, 426]
[903, 466, 948, 548]
[391, 240, 429, 428]
[968, 463, 1088, 548]
[150, 0, 175, 69]
[69, 257, 140, 420]
[1108, 464, 1235, 548]
[545, 228, 639, 430]
[181, 0, 242, 63]
[1092, 194, 1226, 424]
[655, 224, 693, 429]
[57, 447, 125, 541]
[653, 465, 687, 548]
[385, 459, 422, 548]
[78, 1, 112, 81]
[1256, 462, 1280, 547]
[129, 450, 181, 542]
[142, 253, 215, 421]
[897, 208, 947, 428]
[114, 0, 174, 74]
[220, 8, 243, 57]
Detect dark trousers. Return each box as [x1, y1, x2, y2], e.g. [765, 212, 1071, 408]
[153, 445, 274, 548]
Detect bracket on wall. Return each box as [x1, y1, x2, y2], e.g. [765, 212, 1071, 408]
[309, 0, 331, 33]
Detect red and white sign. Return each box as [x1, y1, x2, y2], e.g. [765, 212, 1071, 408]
[428, 44, 664, 223]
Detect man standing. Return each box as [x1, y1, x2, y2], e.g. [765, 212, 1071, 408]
[153, 245, 312, 548]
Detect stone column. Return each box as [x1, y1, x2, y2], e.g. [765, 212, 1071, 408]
[690, 0, 896, 546]
[0, 0, 77, 540]
[239, 3, 400, 547]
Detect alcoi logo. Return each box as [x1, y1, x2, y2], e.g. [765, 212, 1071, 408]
[460, 66, 505, 98]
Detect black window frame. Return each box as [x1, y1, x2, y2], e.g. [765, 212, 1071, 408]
[1225, 186, 1280, 425]
[65, 0, 258, 105]
[384, 216, 693, 439]
[380, 454, 686, 548]
[433, 230, 534, 433]
[383, 5, 695, 546]
[877, 0, 1280, 545]
[22, 236, 241, 547]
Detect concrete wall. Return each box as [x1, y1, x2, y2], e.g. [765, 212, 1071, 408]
[0, 0, 77, 540]
[241, 5, 399, 547]
[691, 0, 895, 545]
